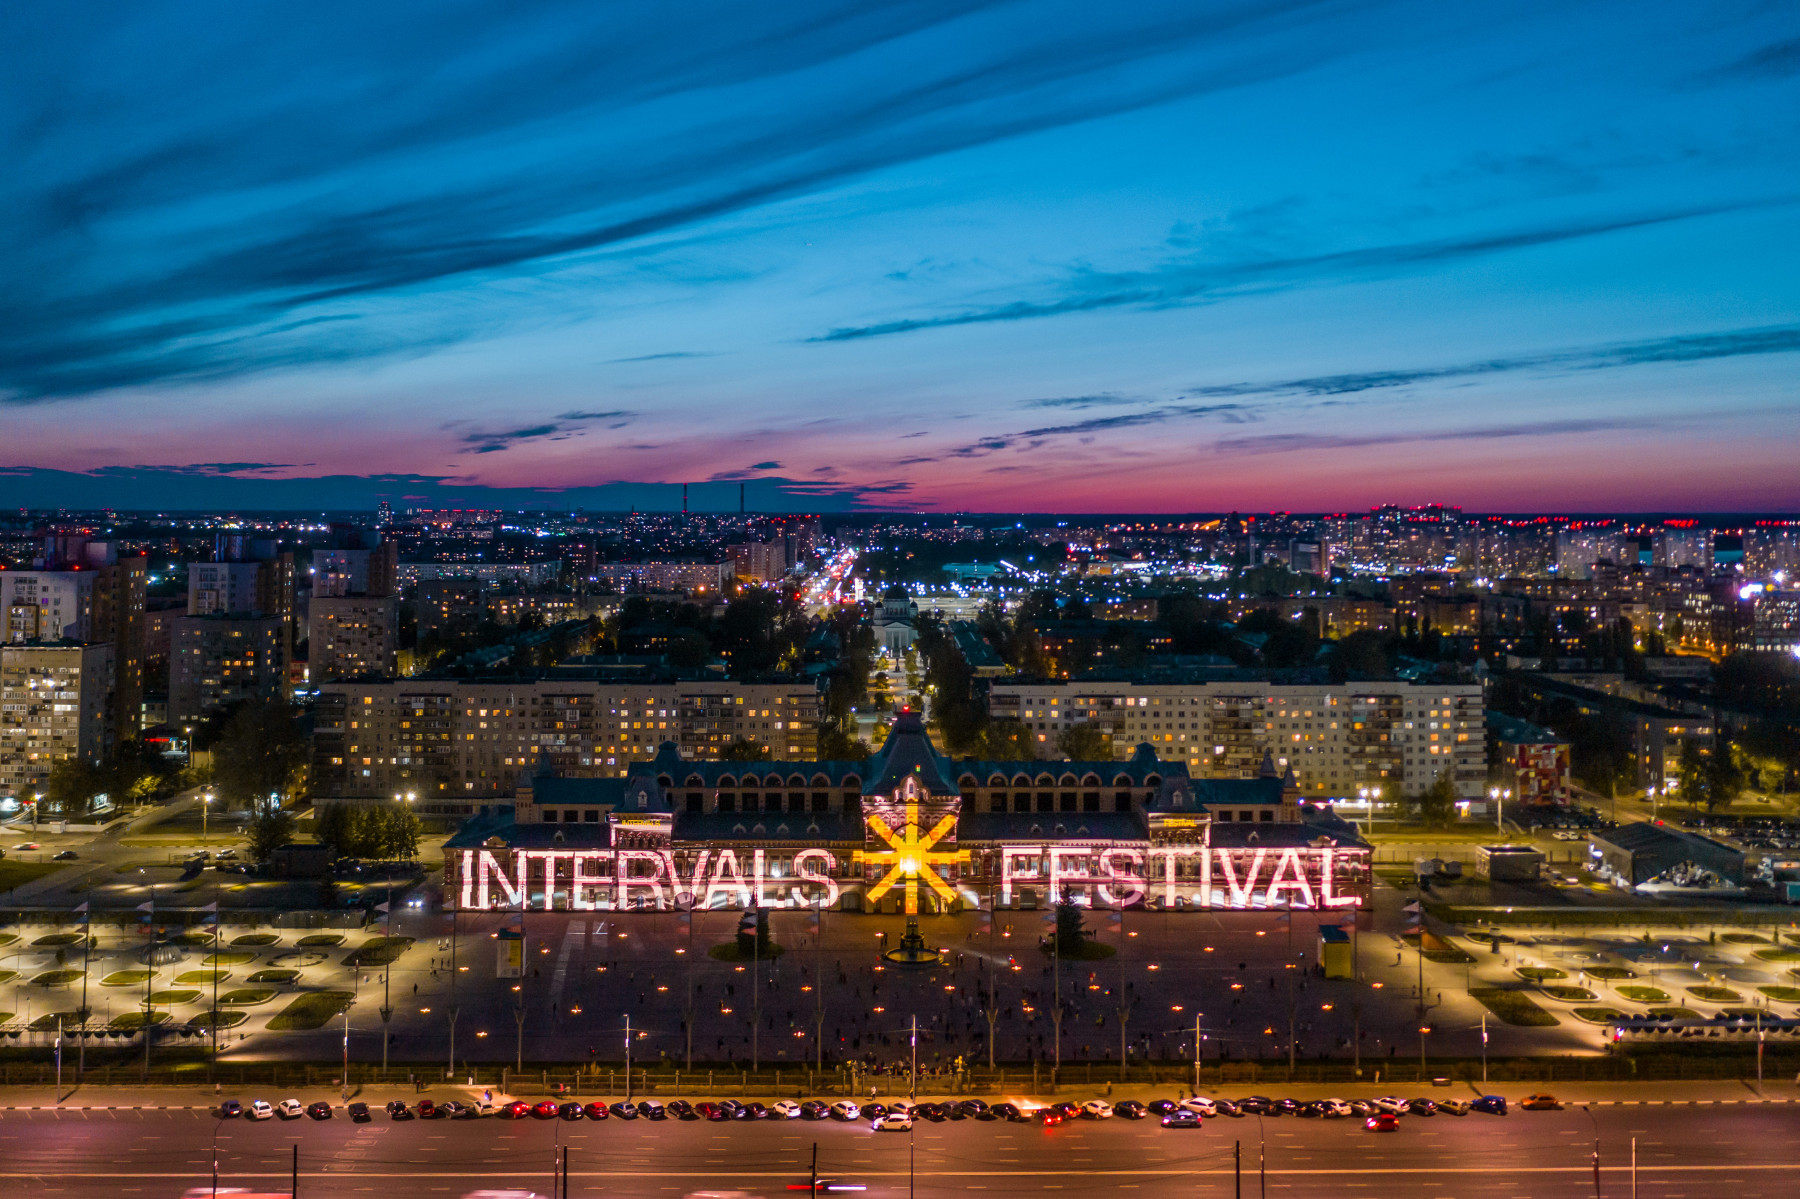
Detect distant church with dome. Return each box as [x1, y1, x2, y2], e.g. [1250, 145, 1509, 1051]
[872, 583, 917, 656]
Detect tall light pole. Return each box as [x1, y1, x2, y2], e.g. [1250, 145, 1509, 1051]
[202, 791, 213, 843]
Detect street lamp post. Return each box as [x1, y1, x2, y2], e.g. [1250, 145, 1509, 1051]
[202, 791, 212, 843]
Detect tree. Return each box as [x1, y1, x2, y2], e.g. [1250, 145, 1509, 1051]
[1052, 897, 1086, 956]
[1329, 630, 1392, 682]
[1677, 740, 1708, 808]
[248, 805, 296, 863]
[720, 738, 771, 762]
[40, 758, 107, 817]
[381, 806, 423, 860]
[1407, 770, 1458, 828]
[1701, 743, 1744, 814]
[1055, 722, 1112, 762]
[982, 718, 1035, 760]
[212, 700, 308, 810]
[815, 720, 865, 761]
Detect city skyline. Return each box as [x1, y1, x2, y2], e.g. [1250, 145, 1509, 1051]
[4, 1, 1799, 513]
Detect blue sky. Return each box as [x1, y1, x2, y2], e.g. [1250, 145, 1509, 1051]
[2, 0, 1797, 511]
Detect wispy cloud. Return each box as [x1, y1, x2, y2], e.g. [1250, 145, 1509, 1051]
[459, 409, 636, 453]
[811, 202, 1779, 342]
[607, 351, 717, 363]
[1211, 417, 1642, 456]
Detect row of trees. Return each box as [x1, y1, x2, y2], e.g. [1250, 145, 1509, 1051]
[314, 803, 425, 861]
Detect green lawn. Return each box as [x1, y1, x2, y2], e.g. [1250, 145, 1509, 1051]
[1648, 1007, 1701, 1019]
[247, 969, 300, 984]
[1573, 1008, 1630, 1023]
[1543, 985, 1599, 1002]
[1752, 948, 1800, 962]
[1470, 987, 1560, 1027]
[32, 932, 93, 948]
[220, 989, 276, 1005]
[296, 934, 343, 947]
[1687, 986, 1743, 1003]
[29, 1011, 81, 1030]
[174, 969, 230, 986]
[343, 936, 415, 968]
[168, 931, 215, 947]
[231, 934, 279, 946]
[203, 951, 257, 966]
[0, 970, 16, 986]
[147, 989, 201, 1005]
[189, 1010, 247, 1029]
[1586, 967, 1636, 980]
[1758, 986, 1800, 1003]
[1617, 986, 1671, 1004]
[1722, 933, 1769, 944]
[101, 970, 154, 987]
[266, 991, 355, 1031]
[1516, 967, 1567, 981]
[0, 861, 62, 890]
[708, 942, 787, 962]
[109, 1011, 171, 1029]
[31, 969, 85, 987]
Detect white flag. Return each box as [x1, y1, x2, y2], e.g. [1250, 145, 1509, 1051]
[136, 901, 154, 913]
[375, 901, 391, 914]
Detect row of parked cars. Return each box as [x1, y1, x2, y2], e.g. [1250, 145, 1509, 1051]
[219, 1092, 1554, 1127]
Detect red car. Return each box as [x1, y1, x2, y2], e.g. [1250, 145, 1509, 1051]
[583, 1101, 610, 1121]
[1038, 1108, 1065, 1127]
[531, 1100, 560, 1120]
[417, 1100, 441, 1119]
[1365, 1113, 1399, 1132]
[501, 1101, 531, 1119]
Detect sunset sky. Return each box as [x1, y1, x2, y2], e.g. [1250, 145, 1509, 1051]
[2, 0, 1797, 512]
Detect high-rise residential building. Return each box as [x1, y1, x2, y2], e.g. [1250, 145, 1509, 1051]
[4, 537, 145, 738]
[988, 676, 1486, 805]
[309, 594, 399, 682]
[311, 674, 822, 811]
[188, 562, 265, 615]
[0, 642, 115, 801]
[728, 541, 789, 582]
[313, 539, 397, 598]
[168, 614, 288, 724]
[584, 561, 731, 593]
[415, 579, 485, 640]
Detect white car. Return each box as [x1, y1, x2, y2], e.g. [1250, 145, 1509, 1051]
[770, 1100, 801, 1120]
[276, 1099, 303, 1119]
[247, 1100, 274, 1121]
[469, 1100, 499, 1118]
[1082, 1099, 1114, 1119]
[1372, 1096, 1408, 1116]
[829, 1100, 861, 1121]
[1319, 1099, 1352, 1118]
[1179, 1097, 1216, 1117]
[872, 1111, 914, 1131]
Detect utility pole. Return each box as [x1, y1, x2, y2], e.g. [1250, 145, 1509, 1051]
[380, 881, 393, 1071]
[142, 879, 154, 1077]
[1192, 1013, 1203, 1095]
[291, 1143, 298, 1199]
[1114, 899, 1130, 1082]
[624, 1015, 633, 1102]
[1234, 1140, 1241, 1199]
[76, 901, 90, 1084]
[753, 911, 761, 1072]
[814, 893, 825, 1072]
[341, 1001, 352, 1101]
[447, 902, 458, 1080]
[1050, 899, 1062, 1088]
[1352, 1001, 1361, 1076]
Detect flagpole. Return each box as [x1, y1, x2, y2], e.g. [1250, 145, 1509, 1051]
[208, 893, 219, 1082]
[76, 902, 90, 1087]
[143, 882, 154, 1077]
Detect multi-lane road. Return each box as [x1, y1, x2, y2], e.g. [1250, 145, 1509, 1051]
[4, 1096, 1799, 1198]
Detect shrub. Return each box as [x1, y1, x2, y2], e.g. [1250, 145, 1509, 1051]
[247, 969, 300, 984]
[1756, 985, 1800, 1003]
[1543, 986, 1598, 1002]
[147, 990, 201, 1005]
[1616, 986, 1671, 1004]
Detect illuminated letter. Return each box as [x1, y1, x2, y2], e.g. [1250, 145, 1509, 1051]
[1264, 848, 1315, 908]
[540, 851, 566, 910]
[1000, 846, 1038, 907]
[705, 849, 753, 909]
[660, 850, 711, 908]
[753, 849, 772, 908]
[1096, 849, 1146, 908]
[794, 849, 840, 908]
[1215, 848, 1267, 908]
[1319, 847, 1361, 908]
[459, 849, 474, 910]
[618, 849, 669, 910]
[571, 852, 610, 911]
[1150, 849, 1177, 907]
[1048, 847, 1085, 903]
[1198, 847, 1213, 909]
[476, 849, 528, 910]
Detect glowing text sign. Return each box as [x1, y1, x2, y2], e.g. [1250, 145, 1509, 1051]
[455, 845, 1363, 911]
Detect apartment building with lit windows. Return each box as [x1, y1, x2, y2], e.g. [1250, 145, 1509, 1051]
[0, 642, 115, 800]
[988, 677, 1486, 803]
[312, 673, 822, 812]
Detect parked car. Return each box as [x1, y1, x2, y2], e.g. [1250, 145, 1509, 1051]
[1178, 1097, 1215, 1117]
[991, 1102, 1027, 1123]
[248, 1100, 273, 1121]
[440, 1101, 469, 1119]
[348, 1102, 371, 1123]
[384, 1101, 412, 1121]
[1050, 1102, 1081, 1120]
[873, 1110, 913, 1132]
[556, 1102, 583, 1121]
[1115, 1099, 1148, 1120]
[216, 849, 238, 860]
[1319, 1099, 1352, 1118]
[218, 1100, 243, 1118]
[306, 1102, 332, 1120]
[1161, 1111, 1202, 1129]
[1521, 1093, 1562, 1111]
[276, 1099, 303, 1120]
[1146, 1099, 1180, 1117]
[1213, 1099, 1243, 1118]
[1407, 1098, 1438, 1117]
[800, 1101, 829, 1120]
[864, 1103, 887, 1120]
[1472, 1095, 1509, 1116]
[1365, 1113, 1399, 1132]
[696, 1102, 724, 1121]
[608, 1101, 638, 1120]
[829, 1100, 861, 1121]
[640, 1100, 666, 1120]
[500, 1101, 530, 1119]
[1437, 1099, 1471, 1116]
[1237, 1096, 1276, 1115]
[771, 1100, 801, 1120]
[957, 1099, 988, 1119]
[740, 1101, 764, 1120]
[417, 1100, 440, 1119]
[917, 1102, 948, 1122]
[52, 850, 78, 861]
[1371, 1096, 1408, 1116]
[1349, 1099, 1377, 1118]
[667, 1100, 694, 1120]
[13, 842, 40, 851]
[1275, 1098, 1304, 1116]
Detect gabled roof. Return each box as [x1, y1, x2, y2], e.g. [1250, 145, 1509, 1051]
[863, 711, 960, 796]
